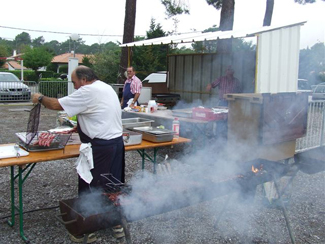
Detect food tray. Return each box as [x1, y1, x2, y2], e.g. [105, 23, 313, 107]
[131, 126, 174, 143]
[16, 131, 71, 152]
[122, 118, 154, 129]
[123, 129, 142, 146]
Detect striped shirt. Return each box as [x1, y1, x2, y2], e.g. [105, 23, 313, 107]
[123, 75, 142, 94]
[211, 75, 242, 100]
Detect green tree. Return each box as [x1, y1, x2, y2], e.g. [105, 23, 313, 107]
[22, 47, 54, 80]
[0, 45, 9, 67]
[132, 19, 168, 77]
[161, 0, 189, 18]
[15, 32, 32, 53]
[263, 0, 274, 26]
[294, 0, 324, 3]
[264, 0, 325, 27]
[0, 38, 14, 56]
[32, 36, 45, 47]
[299, 42, 325, 85]
[119, 0, 137, 83]
[92, 48, 121, 83]
[82, 56, 93, 68]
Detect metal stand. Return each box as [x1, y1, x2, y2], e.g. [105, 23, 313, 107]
[213, 193, 233, 228]
[212, 169, 299, 244]
[272, 173, 296, 244]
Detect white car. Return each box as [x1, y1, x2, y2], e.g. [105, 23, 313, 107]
[311, 82, 325, 100]
[0, 72, 31, 101]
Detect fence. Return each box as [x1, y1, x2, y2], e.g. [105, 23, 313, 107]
[295, 100, 325, 152]
[167, 51, 256, 104]
[0, 81, 68, 102]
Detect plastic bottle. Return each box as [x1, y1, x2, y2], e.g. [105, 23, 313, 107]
[172, 117, 180, 138]
[148, 100, 157, 113]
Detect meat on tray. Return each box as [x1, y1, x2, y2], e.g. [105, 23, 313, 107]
[33, 132, 56, 147]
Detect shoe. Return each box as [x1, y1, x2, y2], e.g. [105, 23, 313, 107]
[112, 225, 125, 239]
[69, 233, 97, 243]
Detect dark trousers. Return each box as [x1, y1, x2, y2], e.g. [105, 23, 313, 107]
[78, 136, 125, 196]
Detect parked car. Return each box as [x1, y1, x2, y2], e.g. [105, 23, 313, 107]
[0, 72, 31, 101]
[311, 82, 325, 100]
[298, 79, 311, 91]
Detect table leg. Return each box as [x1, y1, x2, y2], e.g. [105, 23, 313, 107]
[18, 166, 28, 242]
[7, 164, 36, 243]
[8, 166, 15, 227]
[141, 149, 145, 170]
[153, 148, 158, 174]
[136, 148, 159, 174]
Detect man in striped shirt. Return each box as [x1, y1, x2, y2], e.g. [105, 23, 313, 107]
[120, 66, 142, 109]
[206, 66, 242, 106]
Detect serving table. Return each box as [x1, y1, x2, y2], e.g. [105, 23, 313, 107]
[0, 137, 190, 242]
[123, 109, 226, 147]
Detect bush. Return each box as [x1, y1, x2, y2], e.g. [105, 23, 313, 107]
[40, 78, 63, 81]
[39, 81, 68, 98]
[59, 65, 68, 74]
[37, 71, 54, 78]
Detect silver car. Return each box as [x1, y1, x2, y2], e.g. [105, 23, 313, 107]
[0, 72, 31, 101]
[311, 82, 325, 100]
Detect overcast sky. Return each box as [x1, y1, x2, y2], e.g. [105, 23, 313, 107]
[1, 0, 324, 49]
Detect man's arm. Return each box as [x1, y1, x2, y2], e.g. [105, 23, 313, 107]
[120, 97, 124, 107]
[32, 93, 63, 110]
[132, 93, 140, 106]
[206, 76, 221, 92]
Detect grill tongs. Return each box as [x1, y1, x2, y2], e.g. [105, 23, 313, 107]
[100, 173, 131, 194]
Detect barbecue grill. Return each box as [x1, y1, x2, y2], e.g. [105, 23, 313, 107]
[57, 158, 299, 243]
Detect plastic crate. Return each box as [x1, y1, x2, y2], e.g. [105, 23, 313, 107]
[192, 107, 228, 121]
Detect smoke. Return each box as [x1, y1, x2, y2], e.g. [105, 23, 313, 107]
[119, 92, 307, 241]
[73, 189, 115, 217]
[172, 98, 215, 110]
[119, 140, 252, 222]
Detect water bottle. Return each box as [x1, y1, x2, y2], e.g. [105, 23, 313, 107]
[172, 117, 180, 138]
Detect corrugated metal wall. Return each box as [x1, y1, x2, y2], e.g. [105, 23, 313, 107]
[168, 51, 256, 104]
[256, 25, 301, 93]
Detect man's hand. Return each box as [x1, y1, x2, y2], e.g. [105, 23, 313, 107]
[206, 84, 212, 92]
[32, 93, 43, 104]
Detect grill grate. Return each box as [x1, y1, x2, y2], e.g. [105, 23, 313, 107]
[26, 103, 41, 144]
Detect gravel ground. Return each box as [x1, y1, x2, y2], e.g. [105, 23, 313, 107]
[0, 103, 324, 244]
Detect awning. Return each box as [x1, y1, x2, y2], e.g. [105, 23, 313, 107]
[119, 21, 306, 47]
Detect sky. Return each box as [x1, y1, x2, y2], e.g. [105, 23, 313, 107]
[1, 0, 324, 50]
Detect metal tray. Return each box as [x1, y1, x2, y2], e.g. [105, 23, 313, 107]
[122, 118, 154, 129]
[131, 126, 174, 143]
[171, 109, 192, 118]
[123, 129, 142, 146]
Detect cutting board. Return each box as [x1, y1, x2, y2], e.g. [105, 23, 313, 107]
[0, 145, 29, 159]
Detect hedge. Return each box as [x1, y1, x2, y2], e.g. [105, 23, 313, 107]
[39, 81, 68, 98]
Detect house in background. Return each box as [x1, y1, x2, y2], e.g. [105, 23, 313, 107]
[3, 60, 27, 70]
[51, 52, 91, 73]
[1, 51, 27, 70]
